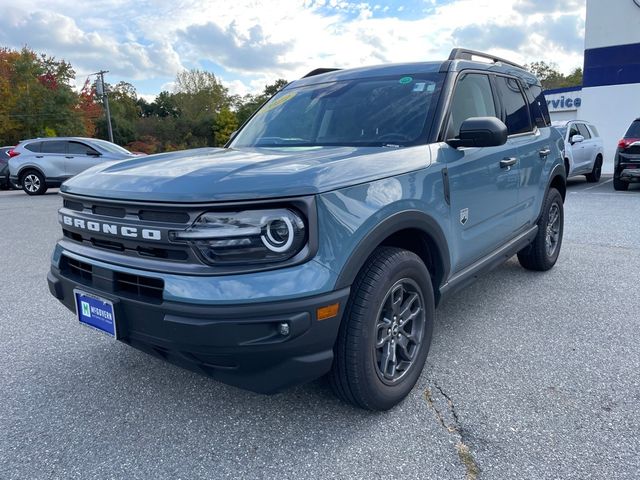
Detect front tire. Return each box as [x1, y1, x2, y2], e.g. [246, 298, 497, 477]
[517, 188, 564, 271]
[585, 155, 602, 183]
[613, 175, 629, 191]
[329, 247, 434, 411]
[21, 170, 48, 196]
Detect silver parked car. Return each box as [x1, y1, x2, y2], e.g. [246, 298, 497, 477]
[8, 137, 137, 195]
[552, 120, 604, 182]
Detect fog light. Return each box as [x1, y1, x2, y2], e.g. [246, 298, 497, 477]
[278, 322, 290, 336]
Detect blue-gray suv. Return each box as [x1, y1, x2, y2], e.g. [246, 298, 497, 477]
[47, 49, 566, 410]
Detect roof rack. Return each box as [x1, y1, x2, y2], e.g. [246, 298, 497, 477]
[302, 68, 341, 78]
[448, 48, 525, 70]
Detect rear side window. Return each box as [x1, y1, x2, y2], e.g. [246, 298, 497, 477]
[68, 142, 99, 155]
[494, 76, 532, 135]
[588, 124, 599, 137]
[41, 141, 67, 154]
[25, 142, 42, 153]
[447, 73, 497, 138]
[577, 124, 591, 139]
[625, 120, 640, 138]
[525, 84, 551, 128]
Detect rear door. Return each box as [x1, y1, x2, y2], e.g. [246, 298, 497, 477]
[39, 140, 68, 178]
[493, 75, 550, 227]
[443, 72, 521, 272]
[576, 123, 596, 170]
[65, 141, 102, 176]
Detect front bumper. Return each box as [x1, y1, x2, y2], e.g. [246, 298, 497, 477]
[48, 260, 350, 394]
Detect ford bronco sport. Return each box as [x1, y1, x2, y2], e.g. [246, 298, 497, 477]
[48, 49, 566, 410]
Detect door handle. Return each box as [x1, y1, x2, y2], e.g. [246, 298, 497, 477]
[35, 155, 43, 158]
[500, 157, 517, 168]
[539, 148, 551, 157]
[65, 156, 74, 159]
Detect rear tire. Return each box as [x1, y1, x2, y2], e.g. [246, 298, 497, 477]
[517, 188, 563, 271]
[585, 155, 602, 183]
[21, 170, 48, 195]
[329, 247, 434, 411]
[613, 175, 629, 191]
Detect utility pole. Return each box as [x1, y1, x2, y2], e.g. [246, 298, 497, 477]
[95, 70, 114, 143]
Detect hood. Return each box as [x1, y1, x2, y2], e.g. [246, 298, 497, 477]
[61, 146, 431, 202]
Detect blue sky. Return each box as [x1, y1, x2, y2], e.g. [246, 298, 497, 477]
[0, 0, 586, 101]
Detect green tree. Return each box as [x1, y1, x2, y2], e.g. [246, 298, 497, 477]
[213, 107, 238, 146]
[234, 78, 288, 126]
[525, 61, 583, 90]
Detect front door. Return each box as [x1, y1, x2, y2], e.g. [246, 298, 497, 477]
[65, 141, 101, 176]
[443, 72, 521, 273]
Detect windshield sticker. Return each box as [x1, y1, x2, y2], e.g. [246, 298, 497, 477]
[412, 82, 426, 92]
[399, 76, 413, 84]
[426, 83, 436, 93]
[259, 92, 297, 114]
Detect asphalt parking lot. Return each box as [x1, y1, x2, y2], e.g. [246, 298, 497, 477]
[1, 176, 639, 480]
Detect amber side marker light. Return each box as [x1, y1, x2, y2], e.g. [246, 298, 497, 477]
[317, 303, 340, 321]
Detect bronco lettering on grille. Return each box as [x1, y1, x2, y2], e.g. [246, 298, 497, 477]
[60, 214, 162, 241]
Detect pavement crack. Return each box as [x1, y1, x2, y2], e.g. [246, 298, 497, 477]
[425, 381, 480, 480]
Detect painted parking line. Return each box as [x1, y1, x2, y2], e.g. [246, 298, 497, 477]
[581, 178, 613, 191]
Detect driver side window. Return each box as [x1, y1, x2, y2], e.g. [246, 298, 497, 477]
[447, 73, 497, 139]
[569, 124, 580, 141]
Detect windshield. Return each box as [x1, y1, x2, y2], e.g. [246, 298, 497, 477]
[556, 126, 567, 137]
[92, 139, 132, 155]
[232, 73, 443, 148]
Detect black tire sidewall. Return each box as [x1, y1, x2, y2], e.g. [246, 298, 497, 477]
[613, 175, 628, 191]
[539, 188, 564, 268]
[349, 250, 434, 410]
[21, 171, 46, 195]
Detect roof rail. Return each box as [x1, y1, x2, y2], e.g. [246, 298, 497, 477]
[302, 68, 341, 78]
[448, 48, 525, 70]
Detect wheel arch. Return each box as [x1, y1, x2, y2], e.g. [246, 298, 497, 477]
[334, 210, 451, 305]
[18, 165, 46, 181]
[548, 163, 566, 202]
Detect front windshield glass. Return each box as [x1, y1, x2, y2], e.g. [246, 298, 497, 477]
[232, 73, 443, 148]
[92, 139, 132, 155]
[556, 127, 567, 137]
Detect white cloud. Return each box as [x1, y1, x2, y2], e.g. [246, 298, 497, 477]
[0, 0, 587, 98]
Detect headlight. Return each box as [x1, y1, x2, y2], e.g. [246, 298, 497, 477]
[170, 209, 306, 265]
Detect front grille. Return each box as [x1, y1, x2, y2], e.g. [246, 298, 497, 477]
[59, 254, 164, 303]
[59, 197, 197, 264]
[60, 256, 93, 284]
[63, 199, 84, 212]
[139, 210, 190, 223]
[115, 272, 164, 301]
[93, 205, 126, 218]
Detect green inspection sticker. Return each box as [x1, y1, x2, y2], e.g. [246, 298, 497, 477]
[399, 76, 413, 84]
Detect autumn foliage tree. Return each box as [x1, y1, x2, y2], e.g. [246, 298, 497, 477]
[0, 47, 98, 144]
[0, 46, 288, 152]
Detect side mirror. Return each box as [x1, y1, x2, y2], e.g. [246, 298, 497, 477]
[87, 151, 101, 157]
[570, 134, 584, 144]
[446, 117, 508, 149]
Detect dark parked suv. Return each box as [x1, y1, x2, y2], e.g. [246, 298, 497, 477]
[0, 146, 13, 189]
[48, 49, 566, 410]
[614, 118, 640, 191]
